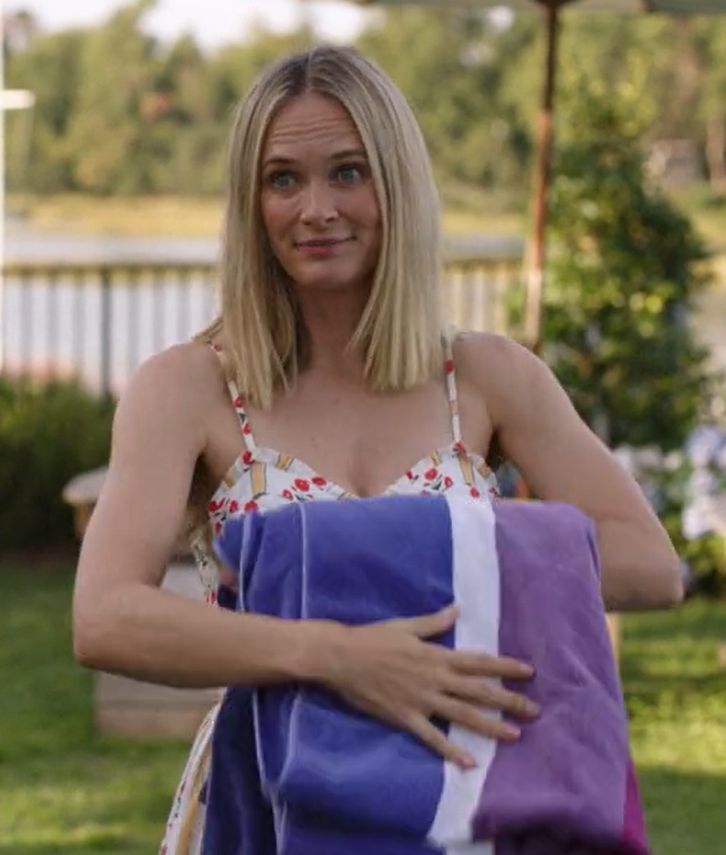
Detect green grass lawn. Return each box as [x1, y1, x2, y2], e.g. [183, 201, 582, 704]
[0, 563, 188, 854]
[620, 599, 726, 854]
[2, 561, 725, 853]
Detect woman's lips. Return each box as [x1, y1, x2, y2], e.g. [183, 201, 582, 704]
[295, 237, 353, 256]
[296, 237, 352, 247]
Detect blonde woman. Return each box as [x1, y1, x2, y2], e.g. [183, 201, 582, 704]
[72, 46, 682, 851]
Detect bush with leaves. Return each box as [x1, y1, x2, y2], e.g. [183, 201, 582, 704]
[508, 81, 726, 591]
[541, 82, 717, 451]
[0, 378, 114, 551]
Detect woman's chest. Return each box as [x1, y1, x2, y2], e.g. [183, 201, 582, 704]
[203, 371, 493, 502]
[254, 381, 489, 493]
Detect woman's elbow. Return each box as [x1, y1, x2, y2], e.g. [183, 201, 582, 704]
[622, 555, 684, 610]
[73, 605, 106, 670]
[72, 587, 121, 671]
[602, 545, 685, 611]
[649, 560, 685, 608]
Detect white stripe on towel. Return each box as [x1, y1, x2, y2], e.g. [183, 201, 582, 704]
[428, 497, 500, 855]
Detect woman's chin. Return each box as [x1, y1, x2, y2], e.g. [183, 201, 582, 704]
[291, 270, 370, 294]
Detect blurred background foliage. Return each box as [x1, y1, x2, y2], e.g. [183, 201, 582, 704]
[4, 0, 726, 203]
[0, 378, 114, 551]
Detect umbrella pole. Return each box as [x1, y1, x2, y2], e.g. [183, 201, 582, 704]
[523, 0, 563, 355]
[515, 0, 563, 501]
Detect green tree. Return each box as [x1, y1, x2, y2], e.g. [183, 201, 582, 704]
[140, 33, 226, 195]
[5, 27, 85, 192]
[541, 80, 715, 451]
[357, 8, 534, 200]
[64, 0, 158, 194]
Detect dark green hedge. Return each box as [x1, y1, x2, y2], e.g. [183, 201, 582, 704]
[0, 377, 115, 550]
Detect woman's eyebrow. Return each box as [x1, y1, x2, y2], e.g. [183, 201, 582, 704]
[263, 148, 367, 169]
[330, 148, 367, 161]
[263, 155, 296, 169]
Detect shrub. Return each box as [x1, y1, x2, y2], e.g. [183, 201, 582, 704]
[0, 377, 115, 551]
[541, 84, 716, 451]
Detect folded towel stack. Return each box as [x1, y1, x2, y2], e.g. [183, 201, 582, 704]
[202, 495, 649, 855]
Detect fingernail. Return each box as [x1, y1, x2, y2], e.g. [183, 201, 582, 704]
[462, 754, 478, 769]
[525, 701, 541, 717]
[520, 664, 535, 677]
[503, 724, 521, 739]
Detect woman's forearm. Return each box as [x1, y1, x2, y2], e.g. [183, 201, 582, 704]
[597, 516, 683, 611]
[73, 581, 335, 688]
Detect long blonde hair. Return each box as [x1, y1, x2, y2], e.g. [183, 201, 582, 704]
[196, 45, 444, 407]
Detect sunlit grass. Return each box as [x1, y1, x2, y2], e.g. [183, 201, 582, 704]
[7, 194, 224, 238]
[8, 191, 523, 239]
[621, 599, 726, 855]
[0, 563, 188, 854]
[7, 186, 725, 252]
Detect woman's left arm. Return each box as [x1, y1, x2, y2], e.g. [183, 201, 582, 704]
[467, 334, 683, 611]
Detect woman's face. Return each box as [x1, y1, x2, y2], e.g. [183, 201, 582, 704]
[259, 92, 382, 297]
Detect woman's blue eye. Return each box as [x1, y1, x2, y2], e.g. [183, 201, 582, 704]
[269, 171, 296, 189]
[336, 164, 365, 183]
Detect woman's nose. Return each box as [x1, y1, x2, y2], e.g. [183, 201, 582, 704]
[300, 179, 338, 225]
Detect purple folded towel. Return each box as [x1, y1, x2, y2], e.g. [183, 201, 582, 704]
[204, 495, 649, 855]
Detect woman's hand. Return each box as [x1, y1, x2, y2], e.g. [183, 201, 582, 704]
[318, 605, 539, 769]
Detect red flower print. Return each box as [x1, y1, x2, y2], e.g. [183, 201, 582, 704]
[294, 478, 310, 492]
[489, 486, 499, 496]
[444, 358, 455, 374]
[282, 489, 293, 500]
[444, 476, 454, 489]
[242, 450, 253, 465]
[454, 441, 466, 455]
[228, 500, 239, 513]
[424, 467, 438, 481]
[243, 423, 252, 435]
[470, 486, 480, 499]
[214, 521, 222, 533]
[244, 500, 258, 512]
[233, 395, 243, 408]
[406, 469, 415, 480]
[311, 476, 327, 487]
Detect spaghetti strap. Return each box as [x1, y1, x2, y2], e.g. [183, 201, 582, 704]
[442, 331, 462, 445]
[208, 343, 257, 451]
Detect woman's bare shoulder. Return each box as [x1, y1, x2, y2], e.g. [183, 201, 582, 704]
[452, 330, 533, 387]
[115, 340, 227, 441]
[451, 330, 548, 427]
[127, 339, 223, 397]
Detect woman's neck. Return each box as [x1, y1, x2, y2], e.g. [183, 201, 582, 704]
[296, 286, 370, 378]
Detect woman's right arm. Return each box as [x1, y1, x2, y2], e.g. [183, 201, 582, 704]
[72, 344, 319, 688]
[73, 344, 537, 767]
